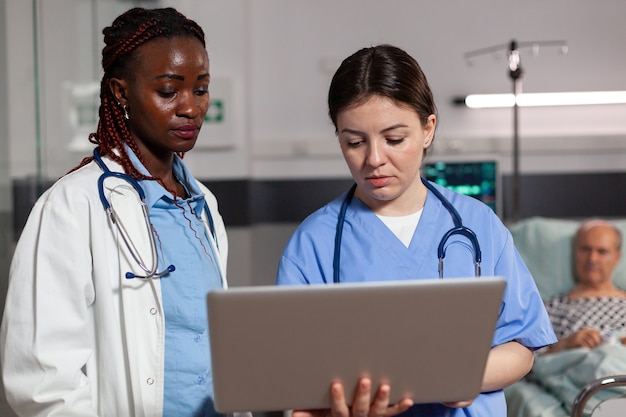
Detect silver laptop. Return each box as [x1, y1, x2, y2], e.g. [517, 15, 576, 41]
[207, 277, 506, 413]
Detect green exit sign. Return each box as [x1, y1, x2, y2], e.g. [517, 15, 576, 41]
[205, 99, 224, 123]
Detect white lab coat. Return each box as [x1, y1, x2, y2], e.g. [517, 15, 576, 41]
[0, 155, 231, 417]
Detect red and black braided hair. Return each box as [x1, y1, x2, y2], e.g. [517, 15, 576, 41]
[71, 7, 206, 178]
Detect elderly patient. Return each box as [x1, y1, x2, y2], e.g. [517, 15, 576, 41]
[544, 219, 626, 353]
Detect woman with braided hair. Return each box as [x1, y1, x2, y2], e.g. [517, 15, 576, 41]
[0, 7, 403, 417]
[0, 7, 230, 417]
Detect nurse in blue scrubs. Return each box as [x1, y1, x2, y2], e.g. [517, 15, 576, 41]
[276, 44, 557, 417]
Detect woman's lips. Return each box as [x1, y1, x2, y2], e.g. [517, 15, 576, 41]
[367, 176, 392, 187]
[172, 125, 200, 139]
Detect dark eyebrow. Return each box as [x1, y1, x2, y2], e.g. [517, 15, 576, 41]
[340, 123, 409, 136]
[340, 128, 365, 136]
[155, 73, 210, 82]
[380, 123, 409, 133]
[156, 74, 184, 81]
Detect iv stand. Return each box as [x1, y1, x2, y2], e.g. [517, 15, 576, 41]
[508, 41, 523, 223]
[464, 39, 567, 223]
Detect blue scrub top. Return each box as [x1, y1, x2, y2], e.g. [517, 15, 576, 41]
[277, 180, 557, 417]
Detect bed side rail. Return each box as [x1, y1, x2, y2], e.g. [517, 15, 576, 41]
[570, 374, 626, 417]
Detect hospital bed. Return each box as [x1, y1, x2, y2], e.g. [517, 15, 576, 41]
[505, 217, 626, 417]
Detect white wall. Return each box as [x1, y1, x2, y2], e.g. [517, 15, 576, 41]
[246, 0, 626, 177]
[5, 0, 626, 181]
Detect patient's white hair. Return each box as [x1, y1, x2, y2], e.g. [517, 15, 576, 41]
[575, 219, 622, 250]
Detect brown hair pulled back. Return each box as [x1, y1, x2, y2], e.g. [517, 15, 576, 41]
[328, 44, 438, 156]
[71, 7, 206, 177]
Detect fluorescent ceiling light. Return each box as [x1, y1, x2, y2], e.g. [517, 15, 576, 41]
[461, 91, 626, 108]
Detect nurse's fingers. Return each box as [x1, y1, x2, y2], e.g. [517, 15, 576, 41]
[349, 378, 372, 417]
[292, 411, 325, 417]
[297, 379, 413, 417]
[328, 381, 350, 417]
[381, 397, 414, 417]
[367, 383, 390, 417]
[294, 379, 375, 417]
[369, 383, 414, 417]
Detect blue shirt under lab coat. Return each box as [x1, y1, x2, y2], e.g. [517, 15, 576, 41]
[130, 151, 223, 417]
[277, 180, 557, 417]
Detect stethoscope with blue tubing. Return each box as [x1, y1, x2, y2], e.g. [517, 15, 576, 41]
[333, 177, 482, 283]
[93, 147, 217, 279]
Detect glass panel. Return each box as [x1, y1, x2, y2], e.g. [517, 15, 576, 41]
[0, 0, 12, 311]
[1, 0, 15, 414]
[35, 0, 162, 181]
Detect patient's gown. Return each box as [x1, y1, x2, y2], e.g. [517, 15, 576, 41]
[545, 295, 626, 340]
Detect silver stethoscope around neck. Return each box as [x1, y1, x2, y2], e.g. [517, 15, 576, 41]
[93, 147, 217, 279]
[333, 177, 482, 283]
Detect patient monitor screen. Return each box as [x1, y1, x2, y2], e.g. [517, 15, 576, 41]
[423, 160, 499, 215]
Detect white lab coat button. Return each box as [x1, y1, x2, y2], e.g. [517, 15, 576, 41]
[149, 308, 157, 315]
[146, 378, 155, 385]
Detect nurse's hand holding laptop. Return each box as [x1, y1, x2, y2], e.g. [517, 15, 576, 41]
[296, 378, 414, 417]
[299, 375, 477, 417]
